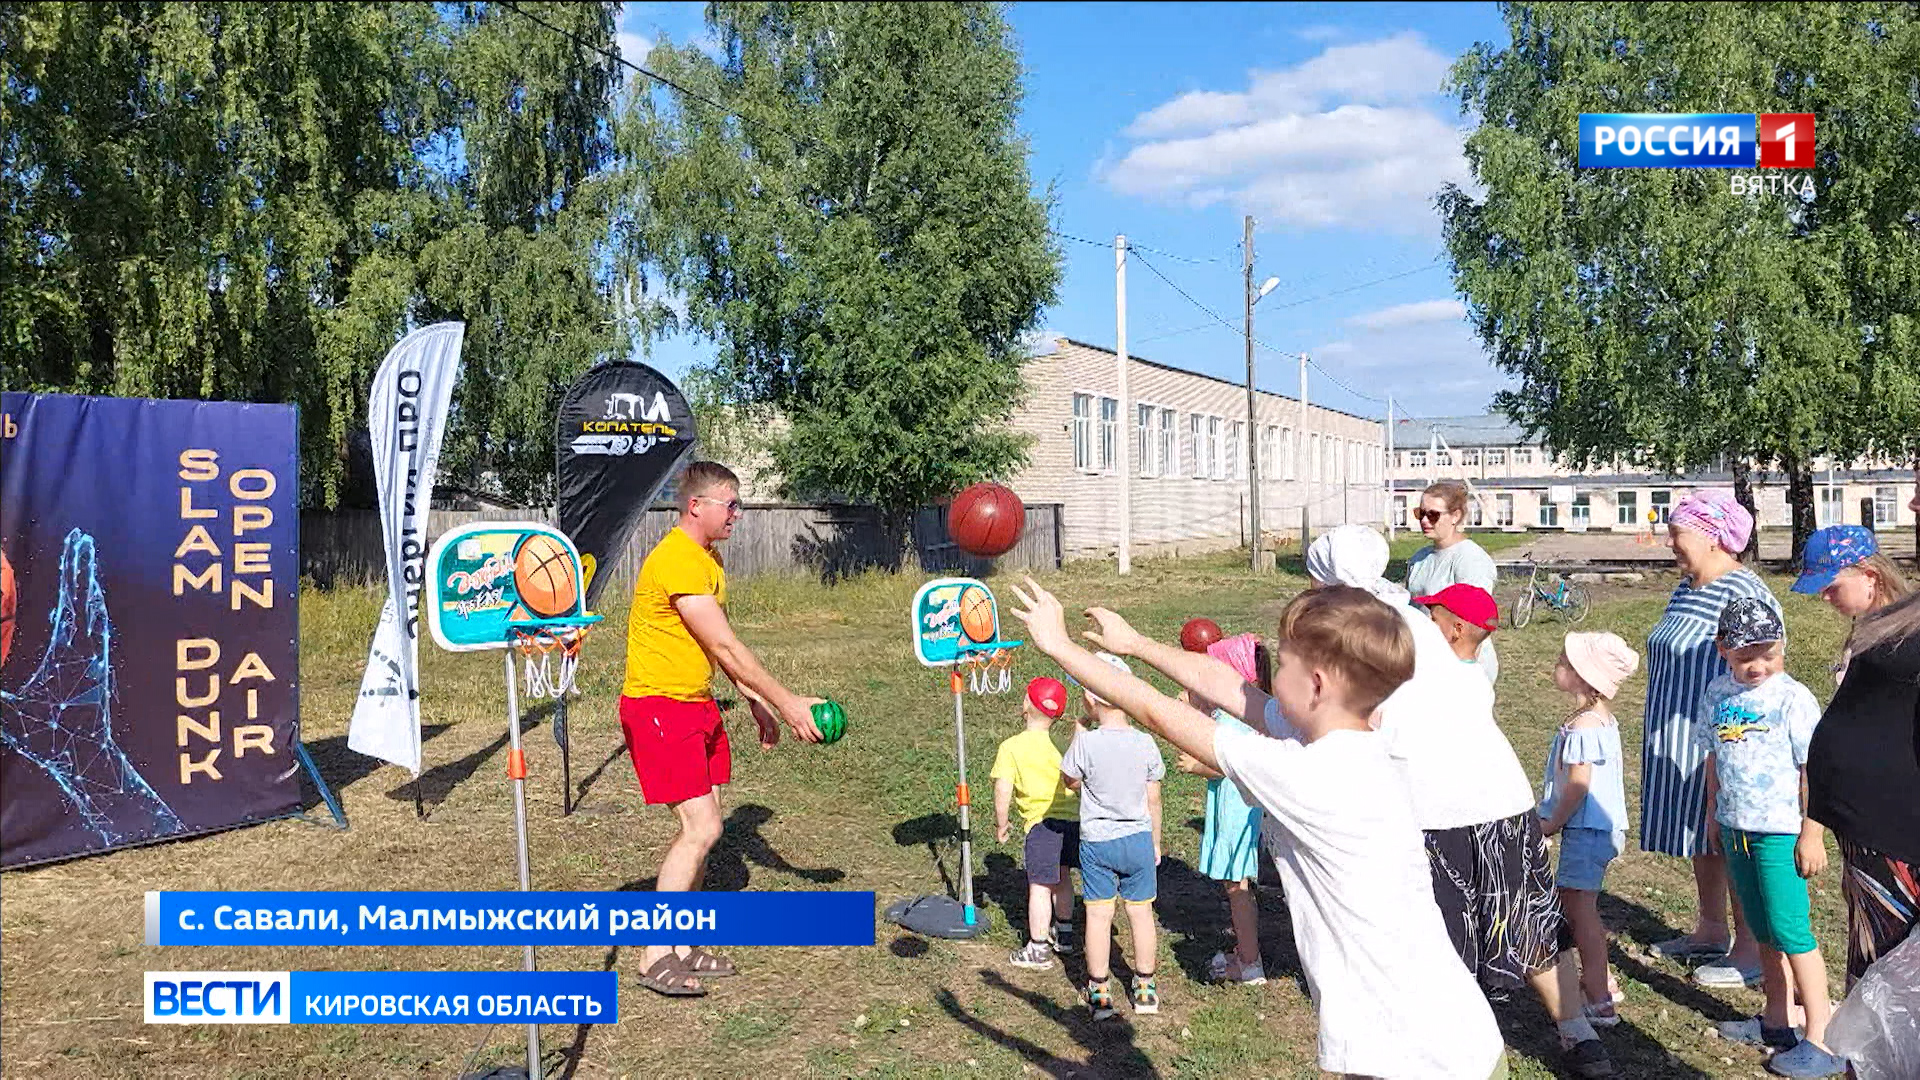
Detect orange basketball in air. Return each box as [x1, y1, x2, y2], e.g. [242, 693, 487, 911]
[948, 482, 1025, 558]
[1, 549, 15, 667]
[958, 585, 996, 644]
[513, 533, 579, 619]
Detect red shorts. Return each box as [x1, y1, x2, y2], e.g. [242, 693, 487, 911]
[619, 695, 731, 805]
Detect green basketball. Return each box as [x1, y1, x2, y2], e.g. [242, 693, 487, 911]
[812, 700, 847, 745]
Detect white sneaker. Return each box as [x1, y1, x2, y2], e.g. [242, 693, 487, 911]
[1009, 941, 1054, 970]
[1694, 959, 1762, 988]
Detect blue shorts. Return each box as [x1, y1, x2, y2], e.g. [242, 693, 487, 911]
[1080, 831, 1156, 904]
[1556, 827, 1624, 891]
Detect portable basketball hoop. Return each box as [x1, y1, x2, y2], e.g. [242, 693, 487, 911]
[427, 521, 599, 1080]
[887, 578, 1022, 940]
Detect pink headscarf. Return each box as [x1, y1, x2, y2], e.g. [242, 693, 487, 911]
[1671, 489, 1753, 555]
[1206, 633, 1262, 686]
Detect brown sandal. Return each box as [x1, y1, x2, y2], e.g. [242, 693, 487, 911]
[636, 953, 707, 997]
[683, 947, 737, 977]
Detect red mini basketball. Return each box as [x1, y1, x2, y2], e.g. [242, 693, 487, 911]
[1180, 617, 1223, 653]
[948, 482, 1025, 558]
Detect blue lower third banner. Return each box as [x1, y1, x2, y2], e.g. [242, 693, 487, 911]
[146, 890, 877, 947]
[145, 971, 618, 1024]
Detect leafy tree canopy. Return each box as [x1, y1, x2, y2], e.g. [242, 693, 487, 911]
[1441, 2, 1920, 553]
[1, 1, 652, 506]
[626, 1, 1061, 525]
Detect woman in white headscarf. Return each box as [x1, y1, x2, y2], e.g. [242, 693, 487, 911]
[1303, 525, 1611, 1076]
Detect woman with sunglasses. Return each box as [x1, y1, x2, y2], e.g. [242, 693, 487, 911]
[1799, 487, 1920, 1001]
[1639, 490, 1781, 991]
[1406, 481, 1500, 682]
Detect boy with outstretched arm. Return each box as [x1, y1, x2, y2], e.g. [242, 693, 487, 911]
[1008, 577, 1507, 1080]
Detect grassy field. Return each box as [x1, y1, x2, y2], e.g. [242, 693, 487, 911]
[0, 549, 1855, 1079]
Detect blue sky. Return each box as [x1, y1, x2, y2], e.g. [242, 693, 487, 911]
[617, 1, 1513, 422]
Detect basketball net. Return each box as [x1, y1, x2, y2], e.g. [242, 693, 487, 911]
[963, 647, 1014, 694]
[511, 622, 594, 700]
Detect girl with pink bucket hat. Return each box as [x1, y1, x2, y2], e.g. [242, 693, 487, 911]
[1173, 632, 1273, 985]
[1540, 632, 1640, 1029]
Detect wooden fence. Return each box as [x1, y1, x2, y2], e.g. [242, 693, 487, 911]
[300, 501, 1064, 592]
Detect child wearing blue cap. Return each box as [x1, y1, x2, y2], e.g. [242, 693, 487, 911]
[1791, 525, 1912, 683]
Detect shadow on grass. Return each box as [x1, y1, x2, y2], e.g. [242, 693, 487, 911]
[299, 722, 454, 811]
[894, 812, 963, 900]
[1601, 891, 1750, 1024]
[935, 968, 1161, 1079]
[610, 802, 846, 894]
[383, 705, 559, 814]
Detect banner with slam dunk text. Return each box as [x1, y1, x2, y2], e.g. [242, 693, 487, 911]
[1, 393, 301, 867]
[347, 323, 464, 775]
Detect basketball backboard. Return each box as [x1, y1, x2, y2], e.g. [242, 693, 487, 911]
[426, 522, 589, 652]
[912, 577, 1019, 667]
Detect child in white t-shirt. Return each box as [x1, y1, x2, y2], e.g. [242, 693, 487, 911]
[1008, 577, 1506, 1080]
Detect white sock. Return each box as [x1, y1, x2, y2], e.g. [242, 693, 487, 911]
[1557, 1017, 1598, 1045]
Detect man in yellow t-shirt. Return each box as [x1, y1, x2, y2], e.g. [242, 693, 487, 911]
[620, 461, 823, 998]
[992, 676, 1081, 970]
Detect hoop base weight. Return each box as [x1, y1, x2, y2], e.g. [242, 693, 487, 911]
[884, 895, 991, 940]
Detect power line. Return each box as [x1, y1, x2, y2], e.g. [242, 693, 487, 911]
[1260, 259, 1447, 312]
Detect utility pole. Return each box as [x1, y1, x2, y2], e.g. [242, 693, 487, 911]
[1244, 215, 1261, 572]
[1116, 235, 1131, 575]
[1298, 352, 1311, 555]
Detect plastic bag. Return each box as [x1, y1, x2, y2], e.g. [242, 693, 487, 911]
[1826, 926, 1920, 1080]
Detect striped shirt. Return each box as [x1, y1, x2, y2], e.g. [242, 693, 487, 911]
[1639, 568, 1782, 857]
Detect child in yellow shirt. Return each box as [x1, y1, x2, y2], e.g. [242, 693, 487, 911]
[993, 676, 1081, 970]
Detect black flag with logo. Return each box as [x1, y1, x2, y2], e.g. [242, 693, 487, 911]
[555, 361, 699, 608]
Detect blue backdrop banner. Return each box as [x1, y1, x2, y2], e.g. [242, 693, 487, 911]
[147, 890, 879, 946]
[1, 393, 303, 867]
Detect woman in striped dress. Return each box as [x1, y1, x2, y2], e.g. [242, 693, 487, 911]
[1640, 490, 1779, 988]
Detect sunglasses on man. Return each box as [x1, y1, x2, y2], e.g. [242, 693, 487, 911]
[694, 495, 744, 514]
[1416, 508, 1448, 524]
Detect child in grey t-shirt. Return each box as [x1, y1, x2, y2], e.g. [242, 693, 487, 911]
[1059, 652, 1165, 1020]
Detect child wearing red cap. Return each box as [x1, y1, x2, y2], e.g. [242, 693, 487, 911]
[1415, 583, 1501, 684]
[993, 676, 1082, 970]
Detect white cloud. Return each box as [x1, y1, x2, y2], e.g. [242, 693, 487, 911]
[1294, 25, 1345, 44]
[617, 28, 654, 68]
[1103, 33, 1472, 235]
[1345, 298, 1465, 330]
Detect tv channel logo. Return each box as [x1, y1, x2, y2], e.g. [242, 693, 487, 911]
[1580, 113, 1813, 169]
[145, 972, 290, 1024]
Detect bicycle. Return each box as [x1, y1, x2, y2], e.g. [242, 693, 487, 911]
[1510, 556, 1591, 628]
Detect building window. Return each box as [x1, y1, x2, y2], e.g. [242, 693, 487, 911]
[1190, 415, 1206, 479]
[1207, 416, 1223, 479]
[1495, 493, 1514, 526]
[1280, 427, 1294, 479]
[1309, 433, 1322, 481]
[1098, 396, 1118, 473]
[1435, 449, 1453, 467]
[1225, 420, 1243, 481]
[1159, 408, 1176, 480]
[1072, 394, 1092, 471]
[1486, 448, 1506, 467]
[1539, 500, 1559, 528]
[1650, 489, 1672, 523]
[1462, 448, 1480, 467]
[1571, 493, 1591, 528]
[1616, 490, 1639, 526]
[1137, 404, 1155, 477]
[1513, 447, 1534, 466]
[1468, 498, 1484, 528]
[1876, 486, 1898, 527]
[1407, 449, 1427, 469]
[1820, 486, 1846, 528]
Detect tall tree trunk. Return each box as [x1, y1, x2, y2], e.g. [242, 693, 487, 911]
[1731, 458, 1760, 565]
[1783, 453, 1816, 567]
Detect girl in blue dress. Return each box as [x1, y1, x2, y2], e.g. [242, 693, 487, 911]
[1640, 490, 1781, 988]
[1174, 632, 1272, 985]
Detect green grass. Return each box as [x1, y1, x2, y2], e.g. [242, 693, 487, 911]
[0, 550, 1856, 1079]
